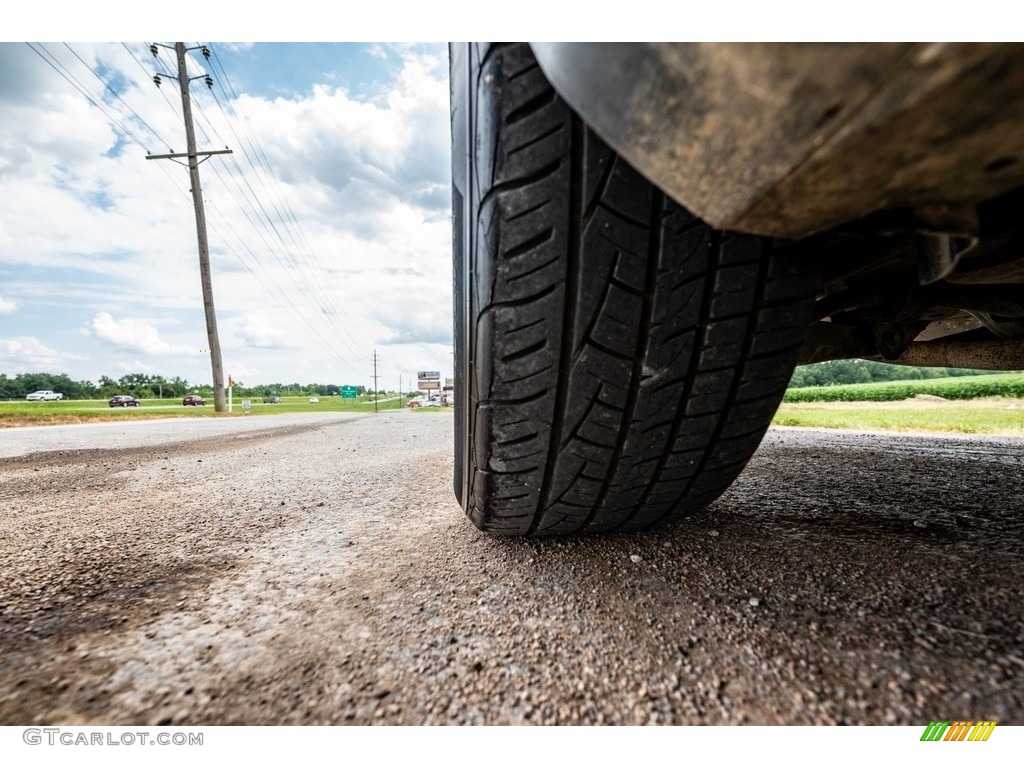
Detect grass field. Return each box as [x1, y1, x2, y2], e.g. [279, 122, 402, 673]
[0, 395, 405, 428]
[773, 397, 1024, 435]
[4, 387, 1023, 436]
[783, 372, 1024, 403]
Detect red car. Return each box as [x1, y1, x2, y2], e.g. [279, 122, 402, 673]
[182, 395, 206, 406]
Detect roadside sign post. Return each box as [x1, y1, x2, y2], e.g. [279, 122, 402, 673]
[418, 370, 441, 404]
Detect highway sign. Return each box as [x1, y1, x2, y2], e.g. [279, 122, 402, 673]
[340, 385, 358, 398]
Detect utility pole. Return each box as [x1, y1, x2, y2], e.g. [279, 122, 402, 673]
[372, 350, 379, 414]
[147, 43, 232, 412]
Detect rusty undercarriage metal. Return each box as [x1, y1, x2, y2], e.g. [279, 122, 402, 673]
[799, 321, 1024, 369]
[890, 339, 1024, 370]
[532, 43, 1024, 238]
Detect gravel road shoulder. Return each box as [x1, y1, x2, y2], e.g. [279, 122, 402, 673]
[1, 413, 1021, 725]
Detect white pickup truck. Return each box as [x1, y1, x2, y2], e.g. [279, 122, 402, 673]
[25, 390, 63, 401]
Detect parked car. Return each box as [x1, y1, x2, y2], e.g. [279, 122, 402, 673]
[263, 395, 282, 404]
[182, 395, 206, 406]
[108, 395, 140, 408]
[449, 43, 1024, 536]
[408, 396, 439, 408]
[25, 390, 63, 401]
[309, 397, 320, 404]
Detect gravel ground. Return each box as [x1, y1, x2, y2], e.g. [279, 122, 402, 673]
[0, 412, 1021, 725]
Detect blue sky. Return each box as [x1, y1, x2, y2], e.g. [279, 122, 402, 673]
[214, 43, 429, 101]
[0, 41, 452, 389]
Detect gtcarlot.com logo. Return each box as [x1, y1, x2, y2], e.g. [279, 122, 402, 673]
[23, 728, 203, 747]
[920, 721, 997, 742]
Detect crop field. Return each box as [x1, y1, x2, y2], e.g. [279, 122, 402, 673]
[0, 395, 405, 427]
[783, 372, 1024, 403]
[778, 372, 1024, 434]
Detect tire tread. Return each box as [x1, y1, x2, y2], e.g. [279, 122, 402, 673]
[455, 43, 814, 536]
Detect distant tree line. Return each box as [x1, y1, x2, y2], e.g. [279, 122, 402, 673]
[0, 372, 377, 400]
[1, 364, 1001, 399]
[0, 372, 196, 400]
[789, 360, 996, 388]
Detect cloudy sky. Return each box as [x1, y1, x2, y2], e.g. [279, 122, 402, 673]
[0, 7, 983, 391]
[0, 41, 452, 390]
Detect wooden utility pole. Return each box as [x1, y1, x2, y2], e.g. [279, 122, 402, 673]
[147, 43, 231, 412]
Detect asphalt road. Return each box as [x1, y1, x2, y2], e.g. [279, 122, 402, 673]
[0, 411, 365, 458]
[0, 413, 1021, 725]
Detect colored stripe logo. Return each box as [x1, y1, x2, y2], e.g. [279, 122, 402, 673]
[920, 721, 997, 741]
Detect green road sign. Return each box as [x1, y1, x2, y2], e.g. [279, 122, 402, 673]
[340, 386, 358, 399]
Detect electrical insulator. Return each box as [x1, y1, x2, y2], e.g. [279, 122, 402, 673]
[149, 44, 158, 57]
[153, 75, 162, 87]
[205, 75, 213, 88]
[201, 47, 211, 59]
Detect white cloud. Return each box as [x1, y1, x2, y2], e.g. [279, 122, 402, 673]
[240, 48, 450, 217]
[218, 43, 255, 53]
[225, 361, 260, 379]
[0, 296, 16, 314]
[235, 315, 299, 350]
[0, 335, 84, 370]
[88, 312, 193, 356]
[116, 360, 156, 374]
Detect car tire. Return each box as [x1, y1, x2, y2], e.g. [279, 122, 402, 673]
[450, 42, 817, 536]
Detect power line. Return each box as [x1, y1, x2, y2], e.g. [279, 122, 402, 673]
[200, 207, 365, 377]
[26, 43, 151, 152]
[63, 43, 172, 151]
[36, 41, 385, 384]
[200, 170, 366, 376]
[124, 42, 327, 327]
[195, 45, 370, 359]
[204, 45, 369, 356]
[26, 41, 368, 383]
[172, 60, 366, 375]
[122, 42, 184, 128]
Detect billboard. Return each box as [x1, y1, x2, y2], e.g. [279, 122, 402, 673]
[418, 370, 440, 380]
